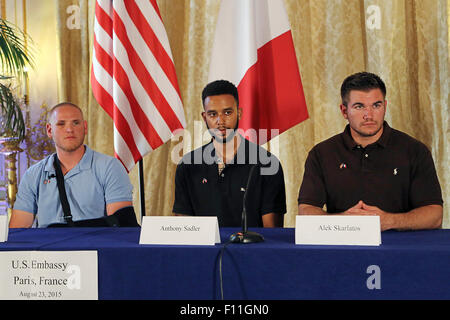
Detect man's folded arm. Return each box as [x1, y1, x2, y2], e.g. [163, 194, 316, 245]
[9, 209, 34, 228]
[298, 202, 443, 231]
[298, 203, 327, 215]
[106, 201, 133, 216]
[262, 212, 284, 227]
[383, 204, 443, 231]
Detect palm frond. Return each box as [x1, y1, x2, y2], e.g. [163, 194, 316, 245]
[0, 18, 34, 81]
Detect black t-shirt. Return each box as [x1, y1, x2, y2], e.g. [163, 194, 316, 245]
[298, 122, 443, 213]
[173, 137, 286, 227]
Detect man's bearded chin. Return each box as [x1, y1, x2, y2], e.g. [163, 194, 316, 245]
[207, 120, 240, 144]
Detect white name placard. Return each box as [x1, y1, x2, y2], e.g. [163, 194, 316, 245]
[139, 216, 221, 246]
[0, 251, 98, 300]
[0, 215, 8, 242]
[296, 215, 381, 246]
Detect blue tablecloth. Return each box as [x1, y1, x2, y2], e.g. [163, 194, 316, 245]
[2, 227, 450, 300]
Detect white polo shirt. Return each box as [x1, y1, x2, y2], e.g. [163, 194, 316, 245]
[14, 145, 133, 227]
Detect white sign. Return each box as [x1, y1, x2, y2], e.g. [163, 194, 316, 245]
[0, 215, 8, 242]
[295, 215, 381, 246]
[0, 251, 98, 300]
[139, 216, 221, 246]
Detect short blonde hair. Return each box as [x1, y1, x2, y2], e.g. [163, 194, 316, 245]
[48, 102, 84, 123]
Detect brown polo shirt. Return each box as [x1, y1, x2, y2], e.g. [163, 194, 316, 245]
[298, 122, 443, 213]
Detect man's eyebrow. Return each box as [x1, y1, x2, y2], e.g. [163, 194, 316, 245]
[350, 100, 384, 107]
[212, 107, 234, 111]
[55, 118, 83, 123]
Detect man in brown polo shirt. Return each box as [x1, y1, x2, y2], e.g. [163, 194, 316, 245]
[298, 72, 443, 231]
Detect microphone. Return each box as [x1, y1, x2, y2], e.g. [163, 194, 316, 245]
[229, 165, 264, 243]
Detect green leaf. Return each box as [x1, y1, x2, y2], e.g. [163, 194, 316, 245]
[0, 18, 34, 82]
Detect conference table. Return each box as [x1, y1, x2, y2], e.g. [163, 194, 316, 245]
[1, 227, 450, 300]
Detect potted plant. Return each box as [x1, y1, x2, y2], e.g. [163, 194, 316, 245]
[0, 18, 33, 215]
[0, 18, 33, 142]
[0, 80, 25, 142]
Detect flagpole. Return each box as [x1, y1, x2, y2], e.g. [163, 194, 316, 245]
[138, 159, 145, 224]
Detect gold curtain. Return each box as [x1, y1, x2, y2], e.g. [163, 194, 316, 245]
[54, 0, 449, 227]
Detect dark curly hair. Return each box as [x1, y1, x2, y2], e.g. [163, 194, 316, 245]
[202, 80, 239, 108]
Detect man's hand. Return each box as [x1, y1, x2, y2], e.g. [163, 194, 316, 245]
[343, 201, 393, 231]
[359, 202, 394, 231]
[343, 200, 365, 215]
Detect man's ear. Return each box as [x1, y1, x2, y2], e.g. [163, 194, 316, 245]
[46, 123, 52, 139]
[339, 104, 348, 119]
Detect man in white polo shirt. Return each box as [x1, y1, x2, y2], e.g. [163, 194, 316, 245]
[10, 102, 136, 228]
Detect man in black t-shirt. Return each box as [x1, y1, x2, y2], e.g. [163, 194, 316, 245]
[298, 72, 443, 231]
[173, 80, 286, 227]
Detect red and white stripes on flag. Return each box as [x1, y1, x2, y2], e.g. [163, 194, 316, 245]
[91, 0, 186, 171]
[208, 0, 308, 144]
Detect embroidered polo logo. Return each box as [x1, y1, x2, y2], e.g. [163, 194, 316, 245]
[201, 178, 208, 184]
[393, 168, 398, 175]
[339, 163, 347, 169]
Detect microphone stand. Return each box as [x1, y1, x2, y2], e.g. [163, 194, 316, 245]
[230, 165, 264, 243]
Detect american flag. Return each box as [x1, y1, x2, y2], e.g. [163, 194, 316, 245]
[91, 0, 186, 171]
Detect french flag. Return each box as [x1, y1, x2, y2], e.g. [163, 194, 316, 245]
[208, 0, 308, 145]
